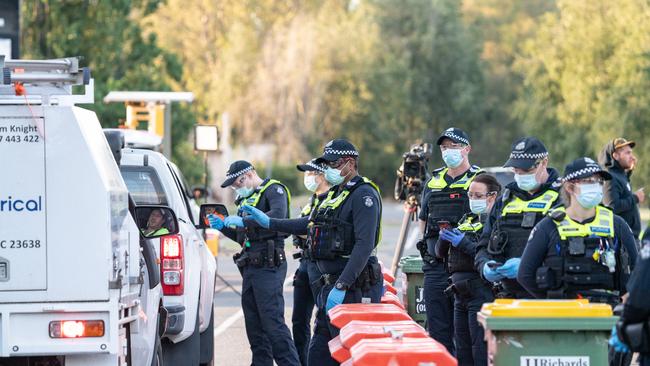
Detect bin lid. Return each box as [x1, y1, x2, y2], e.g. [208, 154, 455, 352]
[399, 255, 424, 273]
[339, 320, 428, 349]
[480, 299, 613, 318]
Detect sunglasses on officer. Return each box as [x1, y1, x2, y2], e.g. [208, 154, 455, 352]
[326, 157, 353, 169]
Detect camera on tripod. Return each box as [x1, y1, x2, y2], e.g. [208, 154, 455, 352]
[394, 142, 433, 202]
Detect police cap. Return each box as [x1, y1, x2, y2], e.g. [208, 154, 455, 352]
[221, 160, 254, 188]
[562, 157, 612, 182]
[436, 127, 470, 146]
[503, 137, 548, 170]
[314, 139, 359, 164]
[296, 158, 327, 173]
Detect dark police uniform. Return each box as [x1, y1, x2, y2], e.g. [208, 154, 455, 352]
[291, 159, 329, 366]
[474, 137, 561, 298]
[266, 139, 383, 366]
[615, 243, 650, 365]
[418, 127, 481, 354]
[517, 158, 637, 303]
[435, 213, 493, 365]
[219, 161, 300, 366]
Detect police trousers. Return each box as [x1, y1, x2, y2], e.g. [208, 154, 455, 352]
[292, 258, 318, 366]
[242, 260, 300, 366]
[452, 278, 493, 366]
[423, 261, 455, 355]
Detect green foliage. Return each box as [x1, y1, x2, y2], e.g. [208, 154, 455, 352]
[20, 0, 204, 185]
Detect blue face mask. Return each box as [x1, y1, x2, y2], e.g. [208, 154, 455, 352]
[303, 175, 319, 192]
[325, 161, 349, 186]
[469, 199, 488, 215]
[236, 186, 255, 198]
[576, 183, 603, 209]
[442, 149, 463, 168]
[514, 173, 539, 191]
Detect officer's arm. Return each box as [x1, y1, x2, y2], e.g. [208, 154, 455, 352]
[624, 256, 650, 319]
[517, 220, 553, 298]
[434, 238, 449, 258]
[457, 234, 478, 256]
[616, 216, 638, 269]
[219, 227, 239, 243]
[418, 189, 430, 235]
[603, 180, 636, 214]
[269, 217, 310, 236]
[338, 189, 381, 287]
[474, 201, 499, 273]
[242, 184, 288, 229]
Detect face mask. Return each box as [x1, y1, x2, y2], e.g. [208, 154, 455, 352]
[325, 161, 349, 185]
[442, 149, 463, 168]
[469, 199, 488, 215]
[576, 183, 603, 209]
[515, 173, 539, 191]
[303, 175, 319, 192]
[235, 186, 255, 198]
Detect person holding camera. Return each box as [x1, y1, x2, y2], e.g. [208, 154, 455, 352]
[417, 127, 483, 354]
[474, 137, 561, 299]
[434, 174, 501, 365]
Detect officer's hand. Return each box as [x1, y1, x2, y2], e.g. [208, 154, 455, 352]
[497, 257, 521, 279]
[609, 326, 630, 353]
[482, 261, 505, 283]
[224, 216, 244, 229]
[326, 287, 346, 313]
[239, 205, 270, 228]
[440, 228, 465, 247]
[635, 188, 645, 204]
[207, 214, 225, 230]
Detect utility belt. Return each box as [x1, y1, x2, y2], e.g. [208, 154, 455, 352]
[618, 318, 650, 353]
[317, 262, 382, 292]
[444, 277, 487, 299]
[233, 240, 286, 268]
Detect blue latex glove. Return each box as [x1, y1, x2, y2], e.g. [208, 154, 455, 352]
[239, 205, 270, 228]
[482, 261, 505, 282]
[224, 216, 244, 228]
[326, 288, 346, 313]
[497, 257, 521, 279]
[609, 326, 630, 353]
[207, 214, 224, 230]
[440, 228, 465, 247]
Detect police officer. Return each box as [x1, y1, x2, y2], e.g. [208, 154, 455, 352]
[208, 160, 300, 366]
[417, 127, 482, 353]
[517, 157, 637, 302]
[475, 137, 561, 298]
[435, 174, 500, 366]
[610, 243, 650, 365]
[292, 159, 331, 366]
[240, 139, 383, 366]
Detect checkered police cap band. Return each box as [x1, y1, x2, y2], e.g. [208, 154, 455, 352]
[442, 132, 469, 145]
[226, 166, 253, 180]
[509, 151, 548, 160]
[307, 161, 327, 173]
[563, 166, 603, 182]
[324, 148, 359, 156]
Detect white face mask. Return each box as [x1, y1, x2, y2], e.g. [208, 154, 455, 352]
[303, 175, 319, 192]
[469, 199, 488, 215]
[576, 183, 604, 209]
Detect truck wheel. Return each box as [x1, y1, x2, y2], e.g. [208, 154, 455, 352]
[162, 308, 200, 366]
[199, 307, 215, 366]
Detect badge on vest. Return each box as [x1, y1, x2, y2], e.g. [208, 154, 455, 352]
[277, 187, 284, 195]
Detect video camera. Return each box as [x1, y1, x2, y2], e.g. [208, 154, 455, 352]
[394, 142, 433, 202]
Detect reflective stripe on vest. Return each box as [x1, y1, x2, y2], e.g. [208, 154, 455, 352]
[458, 215, 483, 233]
[552, 206, 615, 240]
[301, 195, 321, 217]
[501, 190, 559, 216]
[238, 179, 292, 212]
[426, 167, 481, 190]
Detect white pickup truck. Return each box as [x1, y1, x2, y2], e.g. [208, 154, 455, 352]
[0, 57, 164, 366]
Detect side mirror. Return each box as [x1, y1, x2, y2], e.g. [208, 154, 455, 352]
[134, 205, 180, 239]
[198, 203, 229, 229]
[191, 186, 209, 200]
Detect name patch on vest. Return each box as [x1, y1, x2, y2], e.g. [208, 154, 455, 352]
[527, 202, 547, 209]
[589, 226, 610, 234]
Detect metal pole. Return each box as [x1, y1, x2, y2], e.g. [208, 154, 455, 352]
[203, 151, 209, 204]
[163, 103, 172, 158]
[390, 199, 418, 277]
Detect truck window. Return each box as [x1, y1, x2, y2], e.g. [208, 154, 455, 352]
[167, 163, 195, 223]
[120, 167, 169, 206]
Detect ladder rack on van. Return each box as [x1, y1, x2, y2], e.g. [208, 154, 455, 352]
[0, 56, 93, 105]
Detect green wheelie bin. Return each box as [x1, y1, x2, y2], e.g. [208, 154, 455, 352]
[478, 299, 617, 366]
[399, 255, 426, 327]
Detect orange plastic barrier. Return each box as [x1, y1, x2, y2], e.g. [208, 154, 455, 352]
[382, 268, 395, 284]
[343, 337, 457, 366]
[380, 292, 405, 309]
[328, 336, 351, 363]
[328, 303, 411, 329]
[339, 320, 428, 349]
[383, 281, 398, 295]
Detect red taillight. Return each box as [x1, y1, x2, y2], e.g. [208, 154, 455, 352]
[49, 320, 104, 338]
[161, 234, 184, 295]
